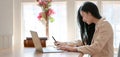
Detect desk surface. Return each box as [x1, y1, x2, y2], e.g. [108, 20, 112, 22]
[0, 46, 118, 57]
[0, 46, 82, 57]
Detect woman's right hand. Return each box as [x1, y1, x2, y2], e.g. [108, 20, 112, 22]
[54, 41, 68, 50]
[54, 41, 67, 47]
[54, 41, 62, 46]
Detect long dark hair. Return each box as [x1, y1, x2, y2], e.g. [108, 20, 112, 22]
[77, 1, 102, 45]
[77, 6, 95, 45]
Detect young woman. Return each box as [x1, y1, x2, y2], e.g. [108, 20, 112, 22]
[55, 1, 113, 57]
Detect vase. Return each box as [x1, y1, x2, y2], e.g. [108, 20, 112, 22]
[40, 18, 49, 38]
[40, 18, 46, 26]
[46, 17, 49, 38]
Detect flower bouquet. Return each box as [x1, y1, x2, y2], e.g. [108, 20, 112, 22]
[37, 0, 55, 25]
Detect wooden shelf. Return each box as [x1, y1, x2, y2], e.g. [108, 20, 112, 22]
[24, 37, 47, 47]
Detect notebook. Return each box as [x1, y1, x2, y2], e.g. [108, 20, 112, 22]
[30, 31, 63, 53]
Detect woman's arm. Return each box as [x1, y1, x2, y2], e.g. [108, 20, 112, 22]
[65, 40, 83, 47]
[54, 40, 83, 47]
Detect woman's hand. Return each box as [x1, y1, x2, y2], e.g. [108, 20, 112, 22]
[54, 41, 61, 46]
[54, 41, 67, 46]
[54, 41, 77, 52]
[58, 45, 78, 52]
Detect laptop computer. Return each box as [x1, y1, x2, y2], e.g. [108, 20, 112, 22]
[30, 31, 63, 53]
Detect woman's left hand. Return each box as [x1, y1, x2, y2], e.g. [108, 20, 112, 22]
[59, 45, 77, 52]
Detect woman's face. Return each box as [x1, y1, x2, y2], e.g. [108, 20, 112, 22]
[80, 11, 92, 25]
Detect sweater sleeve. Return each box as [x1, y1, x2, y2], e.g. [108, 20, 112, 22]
[64, 40, 83, 47]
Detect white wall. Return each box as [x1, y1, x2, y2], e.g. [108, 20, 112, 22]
[0, 0, 13, 48]
[0, 0, 22, 48]
[67, 0, 76, 41]
[13, 0, 22, 47]
[0, 0, 13, 35]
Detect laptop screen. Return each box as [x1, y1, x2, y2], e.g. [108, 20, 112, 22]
[30, 31, 43, 52]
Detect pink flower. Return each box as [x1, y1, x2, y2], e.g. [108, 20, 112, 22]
[37, 12, 42, 20]
[39, 1, 46, 6]
[38, 2, 43, 6]
[47, 0, 52, 2]
[42, 1, 47, 8]
[47, 9, 54, 16]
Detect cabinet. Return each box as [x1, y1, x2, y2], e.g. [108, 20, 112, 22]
[24, 37, 47, 47]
